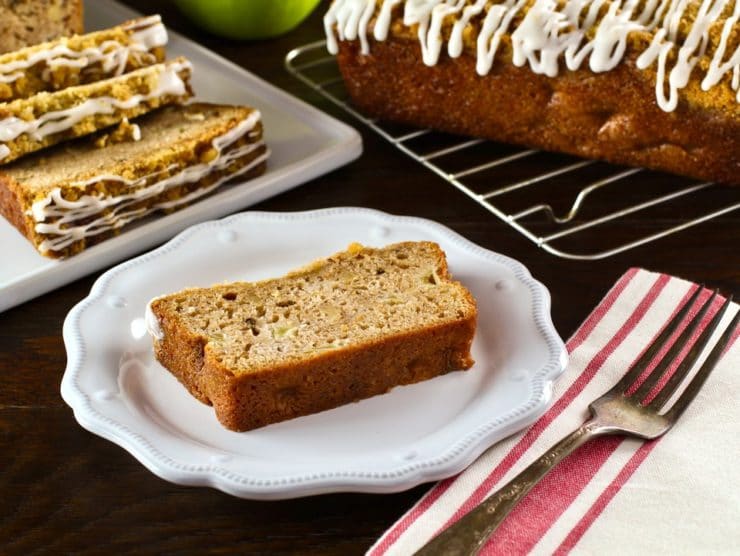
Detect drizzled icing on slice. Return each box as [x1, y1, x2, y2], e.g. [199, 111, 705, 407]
[29, 111, 267, 254]
[0, 59, 191, 157]
[0, 15, 167, 85]
[324, 0, 740, 111]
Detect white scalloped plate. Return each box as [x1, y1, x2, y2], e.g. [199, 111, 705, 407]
[61, 208, 567, 499]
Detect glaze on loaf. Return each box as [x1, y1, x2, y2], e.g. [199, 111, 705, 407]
[0, 57, 193, 164]
[326, 0, 740, 185]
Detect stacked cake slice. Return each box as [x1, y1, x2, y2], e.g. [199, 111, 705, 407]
[0, 15, 269, 258]
[0, 57, 193, 163]
[1, 103, 267, 257]
[0, 16, 167, 102]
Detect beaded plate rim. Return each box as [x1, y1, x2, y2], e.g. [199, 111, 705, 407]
[61, 207, 568, 499]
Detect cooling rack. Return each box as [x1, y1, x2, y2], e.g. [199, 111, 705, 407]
[285, 40, 740, 261]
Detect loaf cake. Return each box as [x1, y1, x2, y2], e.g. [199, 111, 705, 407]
[0, 57, 192, 164]
[325, 0, 740, 185]
[146, 241, 477, 431]
[0, 102, 268, 257]
[0, 0, 84, 55]
[0, 15, 167, 102]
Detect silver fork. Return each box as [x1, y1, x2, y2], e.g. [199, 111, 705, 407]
[417, 287, 739, 556]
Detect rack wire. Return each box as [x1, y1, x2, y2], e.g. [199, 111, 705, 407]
[285, 40, 740, 260]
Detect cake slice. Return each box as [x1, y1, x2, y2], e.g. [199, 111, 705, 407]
[0, 57, 192, 164]
[0, 102, 268, 257]
[0, 0, 84, 55]
[0, 15, 167, 102]
[146, 241, 478, 431]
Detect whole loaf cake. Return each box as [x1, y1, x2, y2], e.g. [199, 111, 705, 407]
[325, 0, 740, 185]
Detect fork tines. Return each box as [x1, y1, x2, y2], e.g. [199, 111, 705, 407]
[616, 286, 738, 415]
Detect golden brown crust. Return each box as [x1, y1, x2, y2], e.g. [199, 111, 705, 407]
[154, 311, 477, 431]
[153, 312, 210, 404]
[335, 38, 740, 185]
[0, 172, 31, 239]
[149, 242, 478, 432]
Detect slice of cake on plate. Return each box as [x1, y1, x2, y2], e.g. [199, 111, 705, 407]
[146, 241, 478, 431]
[0, 102, 268, 257]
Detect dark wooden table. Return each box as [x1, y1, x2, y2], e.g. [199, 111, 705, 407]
[2, 2, 738, 554]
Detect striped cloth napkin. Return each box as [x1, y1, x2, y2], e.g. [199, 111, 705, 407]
[369, 268, 740, 555]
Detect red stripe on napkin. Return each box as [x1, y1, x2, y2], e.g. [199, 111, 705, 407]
[566, 267, 640, 354]
[368, 477, 456, 554]
[552, 440, 657, 556]
[641, 290, 723, 403]
[479, 436, 624, 555]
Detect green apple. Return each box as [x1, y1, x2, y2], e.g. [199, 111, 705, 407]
[175, 0, 323, 40]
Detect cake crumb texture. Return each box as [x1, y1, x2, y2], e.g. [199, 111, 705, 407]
[0, 0, 84, 54]
[0, 16, 166, 102]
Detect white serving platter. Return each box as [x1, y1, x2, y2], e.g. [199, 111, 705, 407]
[61, 208, 568, 499]
[0, 0, 361, 313]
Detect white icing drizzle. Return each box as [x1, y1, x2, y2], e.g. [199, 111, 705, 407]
[0, 144, 9, 159]
[145, 301, 164, 340]
[0, 71, 24, 84]
[126, 16, 169, 50]
[374, 0, 403, 40]
[0, 16, 167, 85]
[701, 0, 740, 92]
[477, 0, 527, 75]
[131, 123, 142, 141]
[324, 0, 740, 111]
[0, 60, 191, 145]
[324, 0, 376, 54]
[448, 0, 487, 58]
[29, 111, 268, 254]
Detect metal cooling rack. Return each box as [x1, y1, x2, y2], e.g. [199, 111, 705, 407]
[285, 40, 740, 261]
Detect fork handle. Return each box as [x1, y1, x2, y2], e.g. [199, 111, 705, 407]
[415, 419, 605, 556]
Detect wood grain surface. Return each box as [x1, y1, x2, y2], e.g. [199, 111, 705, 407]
[1, 2, 738, 554]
